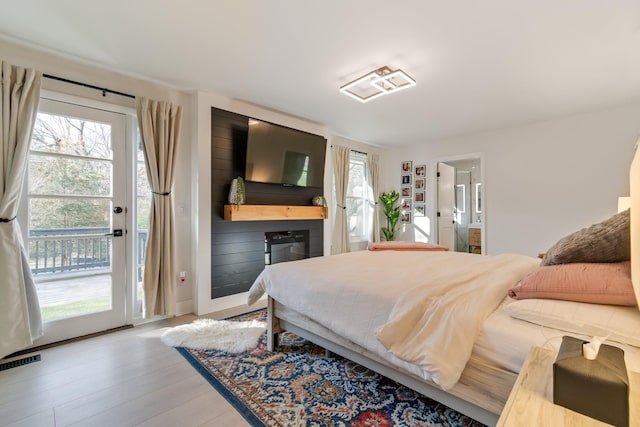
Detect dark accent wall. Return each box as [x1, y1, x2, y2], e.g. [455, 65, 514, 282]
[211, 107, 325, 298]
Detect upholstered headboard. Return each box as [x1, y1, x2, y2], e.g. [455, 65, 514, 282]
[631, 141, 640, 309]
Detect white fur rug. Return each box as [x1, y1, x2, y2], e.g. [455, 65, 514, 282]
[160, 318, 267, 353]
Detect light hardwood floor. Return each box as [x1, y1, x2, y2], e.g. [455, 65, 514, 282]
[0, 315, 250, 427]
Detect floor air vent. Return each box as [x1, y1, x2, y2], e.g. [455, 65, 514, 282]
[0, 354, 41, 371]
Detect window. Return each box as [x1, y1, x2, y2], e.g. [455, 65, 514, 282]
[135, 131, 151, 315]
[346, 151, 370, 241]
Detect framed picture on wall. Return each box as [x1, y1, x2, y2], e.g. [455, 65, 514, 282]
[414, 164, 426, 177]
[414, 204, 425, 217]
[401, 198, 412, 210]
[414, 191, 425, 203]
[401, 211, 411, 224]
[402, 161, 412, 173]
[402, 174, 411, 185]
[401, 186, 412, 197]
[415, 178, 425, 189]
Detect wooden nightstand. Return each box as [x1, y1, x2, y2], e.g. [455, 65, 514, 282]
[468, 227, 481, 254]
[497, 346, 639, 426]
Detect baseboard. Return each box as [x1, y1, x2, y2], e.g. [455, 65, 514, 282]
[176, 299, 193, 316]
[4, 324, 133, 358]
[199, 299, 268, 320]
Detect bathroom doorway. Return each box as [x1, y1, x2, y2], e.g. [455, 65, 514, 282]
[433, 154, 483, 254]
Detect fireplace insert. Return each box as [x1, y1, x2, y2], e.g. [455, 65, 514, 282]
[264, 230, 309, 265]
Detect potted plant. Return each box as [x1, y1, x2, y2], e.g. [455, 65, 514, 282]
[379, 190, 400, 241]
[228, 176, 246, 208]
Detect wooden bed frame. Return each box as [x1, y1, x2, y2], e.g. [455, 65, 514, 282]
[266, 297, 516, 426]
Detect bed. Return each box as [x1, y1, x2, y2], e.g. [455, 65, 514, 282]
[247, 148, 640, 426]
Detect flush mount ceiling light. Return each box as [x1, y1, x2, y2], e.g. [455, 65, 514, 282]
[339, 66, 416, 103]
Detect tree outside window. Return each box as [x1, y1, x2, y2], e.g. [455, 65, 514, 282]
[346, 151, 369, 242]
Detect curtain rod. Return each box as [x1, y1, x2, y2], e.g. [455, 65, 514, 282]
[43, 73, 135, 99]
[330, 145, 367, 156]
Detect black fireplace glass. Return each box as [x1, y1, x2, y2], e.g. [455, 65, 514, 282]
[264, 230, 310, 265]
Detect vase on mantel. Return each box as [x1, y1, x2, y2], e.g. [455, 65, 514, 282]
[312, 195, 328, 218]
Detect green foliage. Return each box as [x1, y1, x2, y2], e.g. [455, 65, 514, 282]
[29, 113, 116, 231]
[40, 296, 111, 321]
[236, 177, 245, 199]
[234, 176, 246, 206]
[379, 190, 400, 241]
[28, 112, 153, 233]
[137, 163, 151, 230]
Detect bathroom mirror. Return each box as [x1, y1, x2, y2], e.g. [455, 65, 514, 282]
[475, 183, 482, 223]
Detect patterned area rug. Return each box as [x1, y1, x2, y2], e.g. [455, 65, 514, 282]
[177, 310, 485, 427]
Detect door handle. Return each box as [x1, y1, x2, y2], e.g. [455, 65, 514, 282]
[113, 206, 124, 214]
[104, 229, 124, 237]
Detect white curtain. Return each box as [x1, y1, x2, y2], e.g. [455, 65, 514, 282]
[137, 98, 182, 318]
[331, 145, 351, 254]
[367, 152, 381, 243]
[0, 62, 43, 358]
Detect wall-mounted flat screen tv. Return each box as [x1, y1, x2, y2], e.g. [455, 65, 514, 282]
[245, 118, 326, 188]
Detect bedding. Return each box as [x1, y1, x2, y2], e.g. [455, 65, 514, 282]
[504, 298, 640, 348]
[367, 240, 449, 251]
[474, 297, 640, 374]
[508, 261, 637, 306]
[248, 250, 539, 390]
[375, 253, 538, 389]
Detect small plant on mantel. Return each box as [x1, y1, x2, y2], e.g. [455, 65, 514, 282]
[228, 176, 246, 209]
[235, 177, 245, 205]
[379, 190, 400, 241]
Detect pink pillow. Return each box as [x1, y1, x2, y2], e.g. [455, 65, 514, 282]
[508, 261, 637, 306]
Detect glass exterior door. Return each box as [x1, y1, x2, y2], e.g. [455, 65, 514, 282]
[25, 98, 128, 345]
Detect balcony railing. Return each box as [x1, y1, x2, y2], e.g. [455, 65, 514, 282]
[29, 228, 148, 276]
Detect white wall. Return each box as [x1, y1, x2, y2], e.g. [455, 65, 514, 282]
[384, 104, 640, 256]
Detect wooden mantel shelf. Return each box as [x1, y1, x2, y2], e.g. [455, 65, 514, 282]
[224, 204, 327, 221]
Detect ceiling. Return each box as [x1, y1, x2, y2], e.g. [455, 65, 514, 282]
[1, 0, 640, 147]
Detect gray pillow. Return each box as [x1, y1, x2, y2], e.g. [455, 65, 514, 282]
[541, 209, 630, 266]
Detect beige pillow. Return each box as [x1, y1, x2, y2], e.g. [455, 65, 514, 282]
[505, 299, 640, 347]
[541, 209, 630, 266]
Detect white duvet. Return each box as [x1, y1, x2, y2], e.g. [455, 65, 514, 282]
[248, 250, 539, 390]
